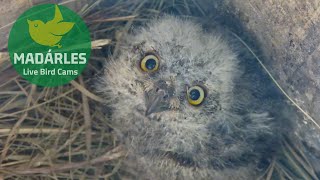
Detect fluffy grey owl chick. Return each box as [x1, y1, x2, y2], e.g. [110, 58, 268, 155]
[98, 16, 282, 179]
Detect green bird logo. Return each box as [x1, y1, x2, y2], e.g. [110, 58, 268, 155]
[27, 5, 75, 48]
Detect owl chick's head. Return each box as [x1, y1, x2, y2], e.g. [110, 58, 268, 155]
[99, 16, 264, 169]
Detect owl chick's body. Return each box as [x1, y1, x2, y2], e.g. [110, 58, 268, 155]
[99, 16, 287, 179]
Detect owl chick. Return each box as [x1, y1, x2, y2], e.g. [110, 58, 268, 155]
[98, 16, 284, 179]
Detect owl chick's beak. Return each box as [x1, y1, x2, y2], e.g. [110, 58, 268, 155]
[145, 87, 171, 116]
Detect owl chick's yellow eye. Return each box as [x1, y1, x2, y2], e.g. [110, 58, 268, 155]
[140, 54, 159, 72]
[187, 86, 205, 106]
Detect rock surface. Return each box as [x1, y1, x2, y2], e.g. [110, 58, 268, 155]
[224, 0, 320, 152]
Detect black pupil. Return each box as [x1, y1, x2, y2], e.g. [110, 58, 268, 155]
[189, 89, 200, 100]
[146, 59, 156, 70]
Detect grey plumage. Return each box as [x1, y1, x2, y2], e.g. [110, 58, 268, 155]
[98, 16, 288, 179]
